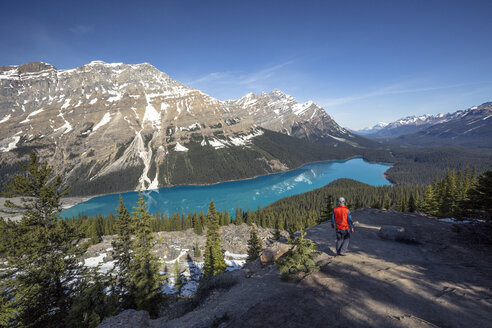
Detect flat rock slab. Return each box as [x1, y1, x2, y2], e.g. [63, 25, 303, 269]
[378, 225, 410, 241]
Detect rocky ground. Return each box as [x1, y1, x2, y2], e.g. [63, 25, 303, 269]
[99, 209, 492, 328]
[83, 224, 286, 295]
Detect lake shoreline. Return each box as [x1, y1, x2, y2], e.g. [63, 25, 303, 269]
[61, 155, 393, 212]
[60, 157, 393, 218]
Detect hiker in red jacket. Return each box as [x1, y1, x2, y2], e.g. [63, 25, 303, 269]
[331, 197, 354, 256]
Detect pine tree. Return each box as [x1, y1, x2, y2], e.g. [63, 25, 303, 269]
[408, 194, 417, 212]
[320, 195, 334, 223]
[0, 152, 87, 327]
[111, 195, 134, 309]
[89, 220, 101, 245]
[194, 241, 201, 257]
[128, 191, 162, 317]
[203, 201, 226, 277]
[192, 211, 203, 235]
[440, 170, 457, 217]
[272, 229, 282, 241]
[423, 185, 439, 216]
[247, 225, 264, 261]
[465, 169, 492, 218]
[65, 270, 117, 328]
[275, 228, 320, 280]
[235, 206, 243, 225]
[173, 260, 182, 293]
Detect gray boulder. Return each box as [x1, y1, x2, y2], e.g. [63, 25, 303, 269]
[378, 225, 410, 241]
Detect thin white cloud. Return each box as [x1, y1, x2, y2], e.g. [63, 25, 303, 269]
[320, 81, 488, 108]
[187, 60, 295, 87]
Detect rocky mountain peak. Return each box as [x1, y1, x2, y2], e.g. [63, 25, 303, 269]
[0, 60, 368, 195]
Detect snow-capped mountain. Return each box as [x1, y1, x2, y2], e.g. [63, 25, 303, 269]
[394, 102, 492, 148]
[359, 104, 491, 140]
[353, 122, 389, 135]
[226, 89, 364, 146]
[0, 61, 370, 195]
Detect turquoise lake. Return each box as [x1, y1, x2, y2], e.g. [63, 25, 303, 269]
[61, 158, 392, 218]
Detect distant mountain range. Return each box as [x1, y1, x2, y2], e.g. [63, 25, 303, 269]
[353, 102, 492, 148]
[0, 61, 373, 195]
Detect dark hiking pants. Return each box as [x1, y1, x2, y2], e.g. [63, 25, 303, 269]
[336, 228, 351, 254]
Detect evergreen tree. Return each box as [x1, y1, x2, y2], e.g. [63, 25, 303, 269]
[173, 260, 182, 293]
[128, 191, 162, 317]
[408, 194, 417, 212]
[247, 225, 264, 261]
[320, 195, 334, 223]
[440, 170, 457, 217]
[203, 201, 226, 277]
[89, 220, 101, 245]
[423, 185, 439, 216]
[272, 229, 282, 241]
[276, 228, 320, 280]
[194, 241, 201, 258]
[235, 206, 243, 225]
[465, 169, 492, 218]
[111, 195, 134, 309]
[0, 152, 87, 328]
[65, 270, 117, 328]
[192, 211, 203, 235]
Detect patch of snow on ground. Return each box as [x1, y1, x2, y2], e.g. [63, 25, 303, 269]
[99, 260, 116, 274]
[224, 251, 249, 259]
[84, 253, 106, 267]
[93, 112, 111, 131]
[188, 122, 199, 129]
[89, 98, 98, 105]
[209, 138, 227, 149]
[292, 101, 314, 116]
[439, 218, 473, 224]
[225, 259, 246, 271]
[0, 114, 11, 123]
[181, 281, 199, 296]
[329, 135, 347, 142]
[228, 129, 264, 146]
[143, 94, 161, 128]
[61, 98, 71, 110]
[165, 249, 189, 264]
[201, 138, 207, 146]
[174, 142, 189, 152]
[0, 136, 21, 152]
[107, 91, 122, 102]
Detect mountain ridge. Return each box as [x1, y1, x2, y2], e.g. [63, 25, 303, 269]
[354, 102, 492, 144]
[0, 61, 376, 195]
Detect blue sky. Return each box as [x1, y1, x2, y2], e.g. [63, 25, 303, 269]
[1, 0, 491, 129]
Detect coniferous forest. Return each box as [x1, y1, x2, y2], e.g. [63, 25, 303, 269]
[0, 153, 491, 327]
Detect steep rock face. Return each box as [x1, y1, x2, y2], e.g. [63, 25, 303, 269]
[0, 61, 372, 195]
[226, 89, 362, 146]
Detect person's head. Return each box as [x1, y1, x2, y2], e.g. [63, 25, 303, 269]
[337, 197, 346, 206]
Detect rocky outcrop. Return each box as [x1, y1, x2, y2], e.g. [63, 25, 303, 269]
[259, 242, 293, 266]
[96, 209, 492, 328]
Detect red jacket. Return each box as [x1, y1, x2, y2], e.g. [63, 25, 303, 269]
[333, 205, 351, 230]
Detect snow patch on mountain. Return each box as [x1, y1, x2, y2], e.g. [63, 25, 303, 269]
[175, 142, 188, 152]
[0, 136, 21, 152]
[93, 112, 111, 131]
[0, 114, 11, 123]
